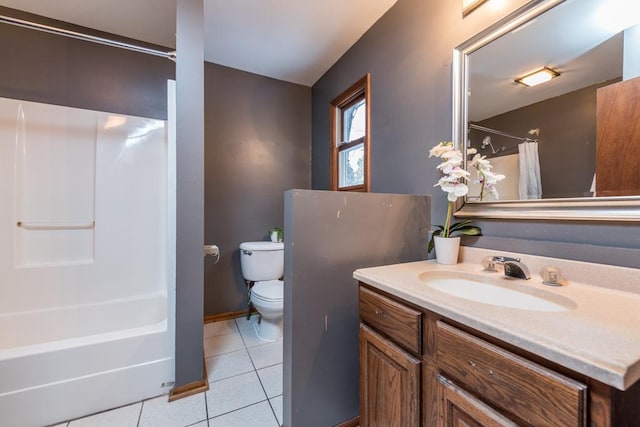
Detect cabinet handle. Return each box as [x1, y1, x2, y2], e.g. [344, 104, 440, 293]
[468, 360, 476, 367]
[374, 308, 384, 317]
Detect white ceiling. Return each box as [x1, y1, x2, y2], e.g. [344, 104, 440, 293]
[0, 0, 397, 86]
[468, 0, 638, 121]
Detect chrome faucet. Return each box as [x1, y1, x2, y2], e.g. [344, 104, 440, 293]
[503, 259, 531, 280]
[483, 255, 531, 280]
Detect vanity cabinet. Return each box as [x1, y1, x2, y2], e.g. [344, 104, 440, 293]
[437, 375, 517, 427]
[436, 321, 586, 427]
[359, 324, 421, 426]
[358, 283, 640, 427]
[359, 286, 422, 426]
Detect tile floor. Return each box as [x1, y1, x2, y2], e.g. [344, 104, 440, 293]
[54, 316, 283, 427]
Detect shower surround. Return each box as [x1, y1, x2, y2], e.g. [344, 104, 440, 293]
[0, 96, 175, 426]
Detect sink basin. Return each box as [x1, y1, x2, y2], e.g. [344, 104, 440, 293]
[419, 272, 575, 312]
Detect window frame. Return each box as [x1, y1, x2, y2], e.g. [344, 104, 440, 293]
[330, 74, 371, 192]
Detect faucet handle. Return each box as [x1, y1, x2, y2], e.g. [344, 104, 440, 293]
[481, 256, 499, 272]
[482, 255, 521, 272]
[491, 255, 521, 264]
[540, 266, 565, 286]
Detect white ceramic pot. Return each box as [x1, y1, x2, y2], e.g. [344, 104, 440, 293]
[434, 236, 461, 265]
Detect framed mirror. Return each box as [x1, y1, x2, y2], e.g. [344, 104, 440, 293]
[453, 0, 640, 221]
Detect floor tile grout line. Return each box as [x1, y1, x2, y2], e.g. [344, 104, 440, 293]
[207, 398, 270, 421]
[204, 348, 246, 358]
[203, 330, 242, 339]
[208, 366, 255, 384]
[204, 347, 251, 363]
[204, 386, 210, 424]
[204, 347, 250, 359]
[240, 315, 281, 426]
[255, 360, 273, 400]
[247, 349, 283, 372]
[136, 399, 144, 427]
[266, 390, 282, 424]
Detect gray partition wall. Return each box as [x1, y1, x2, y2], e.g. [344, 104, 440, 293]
[283, 190, 430, 426]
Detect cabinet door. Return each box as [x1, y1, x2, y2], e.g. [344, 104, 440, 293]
[360, 324, 420, 427]
[438, 376, 517, 427]
[436, 322, 586, 427]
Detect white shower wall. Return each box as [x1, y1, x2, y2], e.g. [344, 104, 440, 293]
[0, 95, 175, 426]
[0, 97, 168, 313]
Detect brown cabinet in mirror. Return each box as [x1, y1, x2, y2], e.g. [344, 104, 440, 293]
[358, 283, 640, 426]
[596, 76, 640, 197]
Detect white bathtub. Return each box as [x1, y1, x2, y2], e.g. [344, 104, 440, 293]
[0, 294, 174, 427]
[0, 95, 177, 426]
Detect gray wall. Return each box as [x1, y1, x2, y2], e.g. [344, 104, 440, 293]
[0, 7, 173, 120]
[204, 64, 311, 316]
[175, 0, 205, 387]
[311, 0, 640, 254]
[284, 190, 430, 427]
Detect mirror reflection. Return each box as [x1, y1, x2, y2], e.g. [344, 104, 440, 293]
[465, 0, 640, 202]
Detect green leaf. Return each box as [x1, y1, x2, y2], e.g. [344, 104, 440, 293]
[450, 224, 482, 237]
[427, 228, 443, 253]
[427, 222, 482, 254]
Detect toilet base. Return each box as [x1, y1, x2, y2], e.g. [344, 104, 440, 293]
[254, 316, 283, 342]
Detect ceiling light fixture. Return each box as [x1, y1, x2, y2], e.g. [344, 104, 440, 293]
[515, 67, 560, 87]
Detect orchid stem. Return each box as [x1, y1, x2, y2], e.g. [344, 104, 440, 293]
[443, 202, 452, 238]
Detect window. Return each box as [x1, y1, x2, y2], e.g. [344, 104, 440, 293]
[330, 74, 370, 191]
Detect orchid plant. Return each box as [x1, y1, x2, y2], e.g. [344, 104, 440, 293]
[467, 148, 506, 201]
[427, 141, 481, 253]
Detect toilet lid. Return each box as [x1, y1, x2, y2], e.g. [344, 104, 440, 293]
[240, 241, 284, 251]
[252, 280, 283, 302]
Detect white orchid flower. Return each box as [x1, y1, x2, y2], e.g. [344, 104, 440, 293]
[428, 141, 485, 247]
[483, 171, 505, 185]
[448, 167, 470, 179]
[437, 160, 462, 174]
[469, 153, 491, 169]
[440, 181, 469, 201]
[435, 178, 468, 197]
[467, 149, 506, 201]
[429, 142, 453, 158]
[486, 184, 499, 199]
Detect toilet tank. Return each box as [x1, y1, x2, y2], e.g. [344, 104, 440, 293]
[239, 241, 284, 282]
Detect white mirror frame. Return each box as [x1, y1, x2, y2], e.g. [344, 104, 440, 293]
[452, 0, 640, 222]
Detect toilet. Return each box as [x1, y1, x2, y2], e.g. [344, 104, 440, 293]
[239, 241, 284, 341]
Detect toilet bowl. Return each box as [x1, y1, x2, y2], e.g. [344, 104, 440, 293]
[250, 279, 284, 341]
[239, 241, 285, 342]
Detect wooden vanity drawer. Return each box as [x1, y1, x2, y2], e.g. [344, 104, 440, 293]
[436, 321, 587, 427]
[359, 287, 422, 355]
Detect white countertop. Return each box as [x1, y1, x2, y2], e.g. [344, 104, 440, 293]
[353, 247, 640, 391]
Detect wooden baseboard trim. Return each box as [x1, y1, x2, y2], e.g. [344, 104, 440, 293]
[168, 354, 210, 402]
[335, 416, 360, 427]
[168, 379, 208, 402]
[204, 309, 257, 323]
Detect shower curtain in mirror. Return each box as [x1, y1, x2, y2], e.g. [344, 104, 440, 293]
[518, 141, 542, 199]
